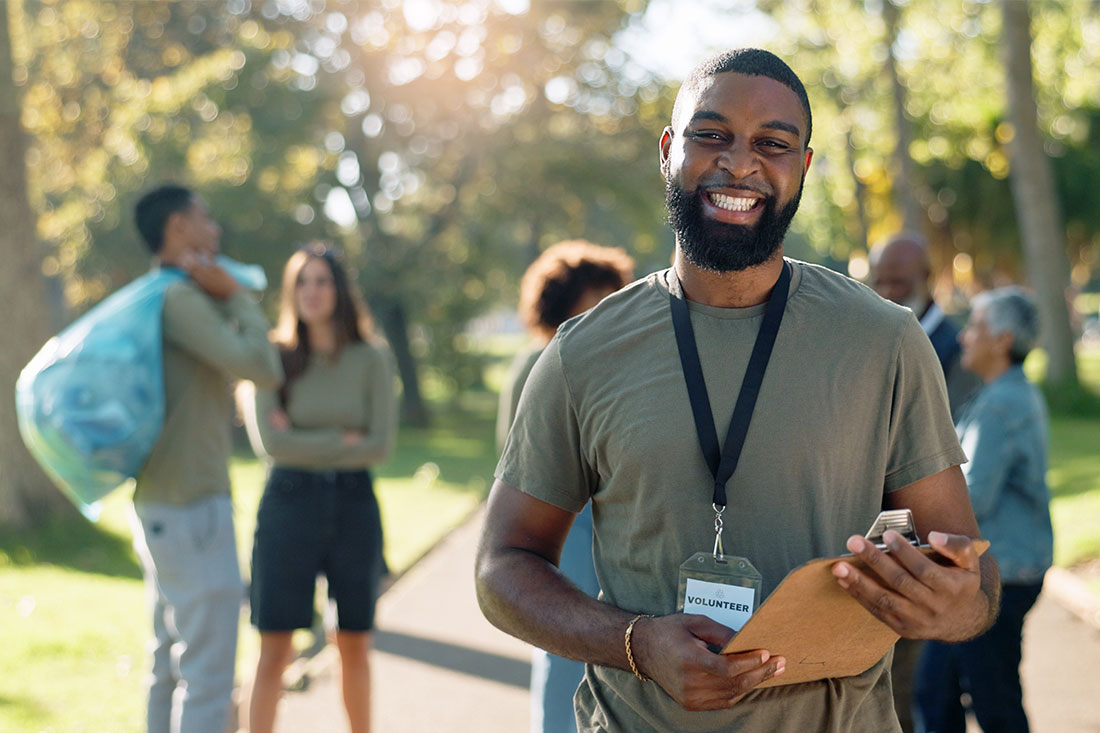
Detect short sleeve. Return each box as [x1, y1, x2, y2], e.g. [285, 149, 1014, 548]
[883, 315, 968, 492]
[494, 336, 595, 513]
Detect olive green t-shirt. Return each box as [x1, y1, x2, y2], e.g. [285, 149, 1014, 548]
[496, 260, 966, 732]
[135, 281, 283, 506]
[242, 340, 398, 470]
[495, 343, 544, 452]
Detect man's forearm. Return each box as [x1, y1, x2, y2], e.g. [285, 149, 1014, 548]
[475, 545, 636, 671]
[975, 551, 1002, 635]
[934, 550, 1002, 643]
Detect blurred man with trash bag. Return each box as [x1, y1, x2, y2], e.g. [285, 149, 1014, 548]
[127, 184, 282, 733]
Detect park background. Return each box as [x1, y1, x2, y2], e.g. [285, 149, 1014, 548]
[1, 0, 1099, 730]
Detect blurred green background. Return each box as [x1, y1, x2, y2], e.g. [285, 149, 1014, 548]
[2, 1, 1100, 730]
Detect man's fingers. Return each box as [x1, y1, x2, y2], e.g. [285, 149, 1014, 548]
[839, 534, 925, 598]
[832, 530, 987, 638]
[721, 652, 785, 685]
[720, 649, 771, 677]
[832, 557, 910, 626]
[682, 653, 786, 711]
[682, 613, 736, 650]
[832, 535, 922, 626]
[877, 530, 956, 596]
[927, 530, 980, 571]
[657, 615, 787, 710]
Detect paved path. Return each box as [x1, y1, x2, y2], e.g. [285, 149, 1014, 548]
[275, 507, 531, 733]
[272, 507, 1100, 732]
[1016, 588, 1100, 733]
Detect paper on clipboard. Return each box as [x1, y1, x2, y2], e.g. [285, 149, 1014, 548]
[719, 511, 991, 688]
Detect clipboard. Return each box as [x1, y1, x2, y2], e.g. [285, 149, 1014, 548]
[719, 510, 991, 688]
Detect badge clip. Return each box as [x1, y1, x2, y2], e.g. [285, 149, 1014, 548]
[712, 503, 726, 561]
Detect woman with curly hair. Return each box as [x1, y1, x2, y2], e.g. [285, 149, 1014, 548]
[497, 239, 635, 733]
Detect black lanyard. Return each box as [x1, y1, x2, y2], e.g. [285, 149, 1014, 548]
[668, 261, 791, 508]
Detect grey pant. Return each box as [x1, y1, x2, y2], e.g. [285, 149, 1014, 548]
[131, 495, 243, 733]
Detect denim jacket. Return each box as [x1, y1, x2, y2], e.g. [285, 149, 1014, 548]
[956, 365, 1053, 584]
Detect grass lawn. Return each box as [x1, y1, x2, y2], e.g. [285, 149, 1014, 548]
[1048, 417, 1100, 568]
[0, 395, 498, 733]
[1028, 348, 1100, 576]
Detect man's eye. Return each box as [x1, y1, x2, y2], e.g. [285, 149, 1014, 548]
[688, 131, 724, 143]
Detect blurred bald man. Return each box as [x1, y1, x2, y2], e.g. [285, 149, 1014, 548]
[869, 233, 980, 421]
[869, 232, 982, 732]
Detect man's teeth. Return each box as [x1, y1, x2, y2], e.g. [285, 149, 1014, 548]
[710, 193, 757, 212]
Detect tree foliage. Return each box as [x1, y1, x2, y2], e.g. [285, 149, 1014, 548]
[5, 0, 1100, 524]
[10, 0, 672, 425]
[759, 0, 1100, 293]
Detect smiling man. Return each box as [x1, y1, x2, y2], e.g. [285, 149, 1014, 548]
[476, 49, 999, 732]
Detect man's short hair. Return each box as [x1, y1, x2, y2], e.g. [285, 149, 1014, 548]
[672, 48, 812, 146]
[134, 184, 194, 253]
[971, 286, 1040, 365]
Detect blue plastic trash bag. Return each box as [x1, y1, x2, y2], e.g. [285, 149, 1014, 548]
[15, 256, 267, 520]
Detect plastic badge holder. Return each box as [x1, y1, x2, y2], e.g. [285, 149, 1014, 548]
[677, 553, 763, 633]
[15, 256, 266, 519]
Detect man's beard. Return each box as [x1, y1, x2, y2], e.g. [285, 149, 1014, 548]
[665, 180, 802, 273]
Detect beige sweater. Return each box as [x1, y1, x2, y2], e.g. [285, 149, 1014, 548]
[134, 280, 282, 505]
[242, 341, 397, 471]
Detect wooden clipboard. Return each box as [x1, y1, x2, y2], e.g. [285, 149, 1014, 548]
[719, 541, 990, 688]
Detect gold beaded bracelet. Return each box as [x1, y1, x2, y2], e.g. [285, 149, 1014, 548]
[624, 613, 653, 682]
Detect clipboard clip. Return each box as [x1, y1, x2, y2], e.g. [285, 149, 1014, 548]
[863, 509, 920, 550]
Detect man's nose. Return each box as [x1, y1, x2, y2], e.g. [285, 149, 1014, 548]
[716, 141, 760, 179]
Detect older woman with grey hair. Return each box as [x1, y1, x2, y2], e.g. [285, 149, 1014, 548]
[913, 286, 1053, 733]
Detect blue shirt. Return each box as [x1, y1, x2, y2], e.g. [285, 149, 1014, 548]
[956, 365, 1053, 584]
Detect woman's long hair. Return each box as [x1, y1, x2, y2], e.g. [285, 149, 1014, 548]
[271, 241, 377, 401]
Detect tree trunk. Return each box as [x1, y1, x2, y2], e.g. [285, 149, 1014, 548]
[374, 297, 429, 428]
[0, 4, 73, 528]
[882, 0, 924, 232]
[844, 126, 870, 254]
[345, 114, 431, 427]
[1001, 0, 1079, 388]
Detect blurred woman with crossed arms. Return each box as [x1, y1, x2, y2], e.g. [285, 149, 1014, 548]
[241, 242, 397, 733]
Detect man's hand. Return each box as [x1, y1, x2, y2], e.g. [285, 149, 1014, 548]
[630, 614, 785, 711]
[181, 253, 240, 300]
[832, 529, 993, 642]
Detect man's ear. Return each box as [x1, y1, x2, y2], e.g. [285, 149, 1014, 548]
[162, 210, 188, 252]
[803, 147, 814, 173]
[166, 210, 186, 235]
[659, 126, 674, 178]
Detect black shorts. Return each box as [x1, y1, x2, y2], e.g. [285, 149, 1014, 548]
[250, 467, 384, 632]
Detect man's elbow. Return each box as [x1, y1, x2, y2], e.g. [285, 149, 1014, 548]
[473, 544, 502, 625]
[473, 539, 519, 634]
